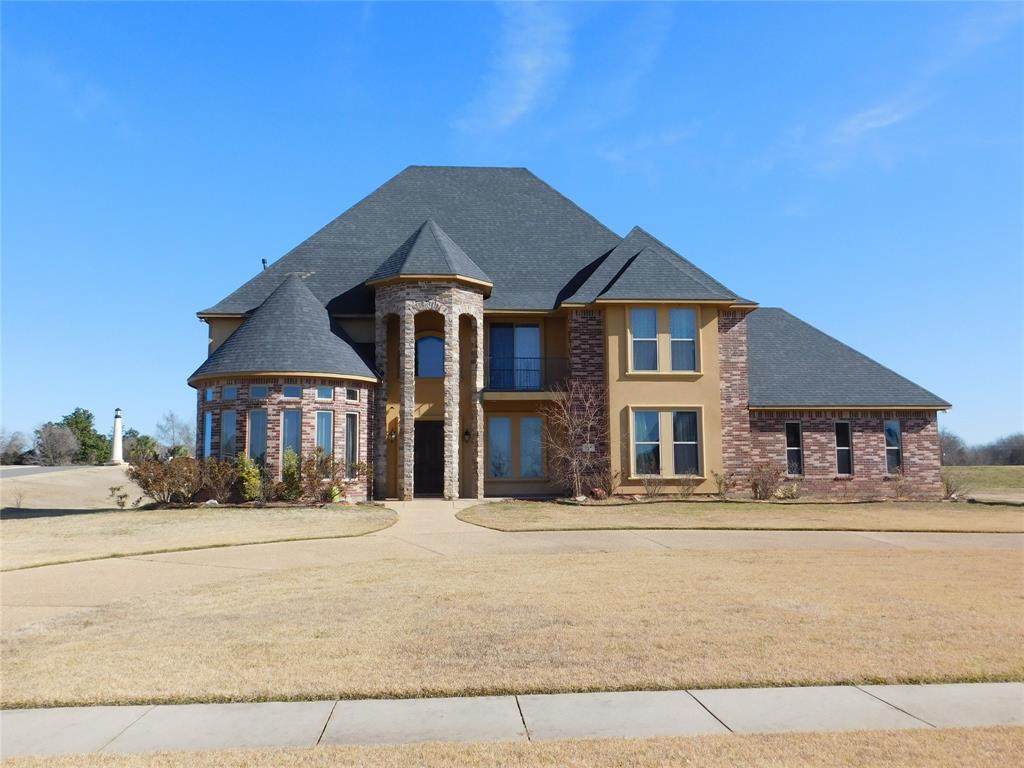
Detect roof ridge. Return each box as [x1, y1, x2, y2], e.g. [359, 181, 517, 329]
[630, 226, 739, 298]
[424, 218, 458, 275]
[521, 168, 622, 242]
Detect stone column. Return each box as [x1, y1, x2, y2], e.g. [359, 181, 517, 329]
[443, 310, 460, 499]
[397, 309, 416, 500]
[373, 315, 389, 499]
[472, 314, 485, 498]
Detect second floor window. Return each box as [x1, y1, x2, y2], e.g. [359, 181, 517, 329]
[631, 308, 658, 371]
[669, 308, 697, 371]
[416, 335, 444, 378]
[489, 323, 541, 390]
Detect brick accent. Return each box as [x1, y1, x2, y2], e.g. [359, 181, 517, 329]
[718, 311, 751, 480]
[374, 281, 485, 500]
[750, 409, 942, 499]
[194, 377, 374, 499]
[568, 308, 610, 481]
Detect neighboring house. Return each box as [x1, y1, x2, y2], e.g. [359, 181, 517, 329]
[189, 166, 949, 499]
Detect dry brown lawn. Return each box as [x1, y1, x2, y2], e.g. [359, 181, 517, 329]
[457, 499, 1024, 533]
[3, 548, 1020, 707]
[0, 505, 397, 571]
[5, 728, 1022, 768]
[944, 465, 1024, 504]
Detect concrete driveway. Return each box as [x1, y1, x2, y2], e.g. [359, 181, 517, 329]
[1, 499, 1020, 632]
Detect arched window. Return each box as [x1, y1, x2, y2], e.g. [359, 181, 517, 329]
[415, 335, 444, 378]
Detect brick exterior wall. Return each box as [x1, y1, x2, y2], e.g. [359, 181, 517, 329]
[195, 377, 374, 499]
[749, 409, 942, 499]
[568, 308, 610, 483]
[374, 281, 485, 500]
[718, 310, 752, 480]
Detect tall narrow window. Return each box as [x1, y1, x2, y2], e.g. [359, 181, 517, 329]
[669, 309, 697, 371]
[316, 411, 334, 456]
[519, 416, 543, 478]
[282, 409, 301, 459]
[488, 416, 512, 478]
[203, 411, 213, 458]
[220, 410, 237, 459]
[416, 335, 444, 378]
[835, 422, 853, 475]
[785, 422, 803, 475]
[672, 411, 700, 475]
[248, 410, 268, 463]
[634, 411, 661, 475]
[884, 420, 902, 474]
[345, 413, 358, 478]
[631, 308, 658, 371]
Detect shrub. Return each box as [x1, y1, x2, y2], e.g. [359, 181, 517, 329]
[108, 485, 129, 509]
[640, 473, 665, 498]
[301, 448, 343, 503]
[889, 468, 908, 500]
[749, 462, 785, 500]
[127, 457, 201, 504]
[676, 478, 698, 501]
[201, 458, 237, 503]
[942, 471, 970, 501]
[281, 448, 302, 501]
[774, 481, 800, 500]
[236, 455, 262, 502]
[711, 469, 737, 499]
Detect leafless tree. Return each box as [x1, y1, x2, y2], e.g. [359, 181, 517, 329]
[34, 424, 79, 466]
[156, 412, 195, 457]
[0, 430, 28, 464]
[541, 380, 609, 498]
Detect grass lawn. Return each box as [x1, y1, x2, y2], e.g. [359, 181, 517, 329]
[3, 548, 1019, 707]
[0, 505, 397, 571]
[456, 499, 1024, 533]
[4, 728, 1021, 767]
[943, 465, 1024, 502]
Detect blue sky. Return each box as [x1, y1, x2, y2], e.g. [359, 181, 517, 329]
[2, 2, 1021, 444]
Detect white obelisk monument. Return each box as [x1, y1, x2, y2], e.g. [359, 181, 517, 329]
[109, 408, 125, 465]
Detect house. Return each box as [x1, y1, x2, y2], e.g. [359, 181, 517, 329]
[189, 166, 949, 499]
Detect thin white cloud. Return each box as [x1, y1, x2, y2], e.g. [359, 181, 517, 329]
[831, 100, 927, 146]
[596, 124, 696, 167]
[454, 3, 572, 132]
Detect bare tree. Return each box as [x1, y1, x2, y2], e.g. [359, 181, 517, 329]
[541, 380, 609, 498]
[156, 412, 195, 457]
[34, 424, 79, 466]
[939, 430, 968, 466]
[0, 430, 28, 464]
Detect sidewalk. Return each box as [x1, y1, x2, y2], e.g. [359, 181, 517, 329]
[2, 683, 1021, 757]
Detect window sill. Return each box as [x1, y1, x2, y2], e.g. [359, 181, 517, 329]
[627, 474, 706, 482]
[625, 371, 703, 378]
[486, 477, 549, 483]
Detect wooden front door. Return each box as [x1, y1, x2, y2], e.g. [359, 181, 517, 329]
[414, 421, 444, 496]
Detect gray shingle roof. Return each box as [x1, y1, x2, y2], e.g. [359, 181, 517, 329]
[189, 274, 377, 384]
[747, 308, 949, 408]
[368, 218, 491, 286]
[200, 166, 622, 314]
[564, 226, 753, 305]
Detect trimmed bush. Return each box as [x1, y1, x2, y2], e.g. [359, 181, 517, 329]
[749, 462, 785, 500]
[236, 455, 262, 502]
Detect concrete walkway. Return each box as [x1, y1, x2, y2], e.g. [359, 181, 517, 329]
[2, 683, 1021, 757]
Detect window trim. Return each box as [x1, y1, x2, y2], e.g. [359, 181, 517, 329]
[625, 305, 703, 377]
[632, 409, 662, 477]
[222, 385, 238, 400]
[315, 410, 334, 457]
[344, 412, 359, 479]
[628, 405, 706, 480]
[280, 408, 302, 466]
[345, 387, 359, 403]
[281, 384, 303, 400]
[884, 419, 903, 475]
[834, 420, 854, 476]
[249, 384, 268, 400]
[315, 386, 334, 402]
[203, 411, 213, 458]
[785, 421, 804, 477]
[628, 307, 659, 373]
[668, 307, 699, 373]
[205, 387, 216, 402]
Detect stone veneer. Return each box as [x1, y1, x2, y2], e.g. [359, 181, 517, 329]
[718, 310, 752, 481]
[749, 409, 942, 498]
[374, 281, 484, 500]
[195, 377, 374, 499]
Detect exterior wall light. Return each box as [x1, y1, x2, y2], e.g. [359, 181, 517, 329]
[463, 430, 472, 443]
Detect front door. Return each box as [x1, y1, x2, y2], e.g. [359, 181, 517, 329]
[414, 421, 444, 496]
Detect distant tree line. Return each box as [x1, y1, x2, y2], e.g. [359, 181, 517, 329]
[0, 409, 194, 466]
[940, 430, 1024, 466]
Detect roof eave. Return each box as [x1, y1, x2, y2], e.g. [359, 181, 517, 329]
[748, 403, 951, 411]
[188, 369, 379, 388]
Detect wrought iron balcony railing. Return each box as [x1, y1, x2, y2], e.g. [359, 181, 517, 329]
[485, 356, 568, 391]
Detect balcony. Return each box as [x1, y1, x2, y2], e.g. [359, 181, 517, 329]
[485, 356, 568, 392]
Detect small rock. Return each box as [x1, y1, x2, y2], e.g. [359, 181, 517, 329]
[203, 499, 219, 506]
[573, 495, 587, 503]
